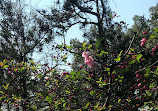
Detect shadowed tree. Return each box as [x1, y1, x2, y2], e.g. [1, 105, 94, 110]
[0, 0, 54, 62]
[0, 0, 54, 110]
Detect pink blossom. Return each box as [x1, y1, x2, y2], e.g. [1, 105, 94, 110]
[152, 47, 156, 52]
[151, 88, 157, 93]
[143, 31, 147, 34]
[62, 72, 69, 75]
[87, 62, 97, 68]
[135, 97, 138, 99]
[82, 51, 89, 58]
[134, 84, 137, 88]
[136, 74, 139, 77]
[121, 66, 124, 69]
[79, 65, 83, 69]
[140, 42, 144, 47]
[130, 87, 133, 90]
[141, 38, 146, 43]
[138, 83, 141, 87]
[143, 85, 149, 90]
[85, 56, 93, 64]
[137, 79, 140, 82]
[82, 52, 97, 68]
[151, 52, 154, 56]
[140, 88, 143, 91]
[8, 71, 11, 74]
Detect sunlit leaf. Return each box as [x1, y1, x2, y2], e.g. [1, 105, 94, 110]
[3, 65, 9, 69]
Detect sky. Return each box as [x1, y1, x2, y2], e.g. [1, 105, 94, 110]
[109, 0, 158, 27]
[29, 0, 158, 41]
[29, 0, 158, 42]
[29, 0, 158, 70]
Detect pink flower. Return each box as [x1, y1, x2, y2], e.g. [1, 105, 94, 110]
[87, 62, 97, 68]
[151, 88, 157, 93]
[143, 85, 149, 90]
[135, 97, 138, 99]
[136, 74, 139, 77]
[141, 38, 146, 43]
[138, 83, 141, 87]
[79, 65, 83, 69]
[82, 52, 97, 68]
[151, 52, 154, 56]
[8, 71, 11, 74]
[85, 56, 93, 64]
[121, 66, 124, 69]
[143, 31, 147, 34]
[140, 42, 144, 47]
[82, 52, 89, 58]
[62, 72, 69, 75]
[140, 88, 143, 91]
[152, 47, 156, 52]
[134, 84, 137, 88]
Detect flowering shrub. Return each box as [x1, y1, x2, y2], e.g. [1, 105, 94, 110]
[0, 30, 158, 111]
[82, 51, 97, 68]
[140, 38, 146, 46]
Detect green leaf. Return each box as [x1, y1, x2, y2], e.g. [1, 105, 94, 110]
[83, 42, 86, 48]
[114, 57, 121, 62]
[96, 81, 102, 84]
[119, 80, 123, 82]
[136, 54, 142, 63]
[3, 65, 9, 69]
[145, 67, 150, 77]
[84, 102, 90, 109]
[100, 51, 108, 55]
[71, 71, 76, 76]
[63, 103, 66, 107]
[3, 84, 9, 90]
[65, 90, 70, 93]
[88, 44, 92, 49]
[118, 99, 121, 103]
[96, 38, 101, 49]
[3, 59, 7, 64]
[154, 28, 158, 33]
[130, 48, 134, 52]
[150, 35, 155, 39]
[90, 91, 95, 95]
[0, 91, 3, 94]
[104, 68, 110, 71]
[99, 77, 102, 81]
[128, 60, 135, 64]
[109, 105, 113, 108]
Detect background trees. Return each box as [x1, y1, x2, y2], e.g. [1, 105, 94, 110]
[0, 0, 54, 110]
[0, 0, 54, 62]
[0, 0, 157, 110]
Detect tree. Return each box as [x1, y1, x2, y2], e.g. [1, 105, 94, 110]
[149, 3, 158, 29]
[0, 0, 54, 62]
[0, 0, 158, 111]
[0, 0, 54, 110]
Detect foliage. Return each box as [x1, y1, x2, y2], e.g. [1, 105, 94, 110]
[0, 0, 54, 62]
[0, 0, 158, 111]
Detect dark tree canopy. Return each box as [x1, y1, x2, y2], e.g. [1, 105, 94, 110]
[0, 0, 54, 62]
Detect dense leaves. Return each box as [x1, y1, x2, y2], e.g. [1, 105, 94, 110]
[0, 0, 158, 111]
